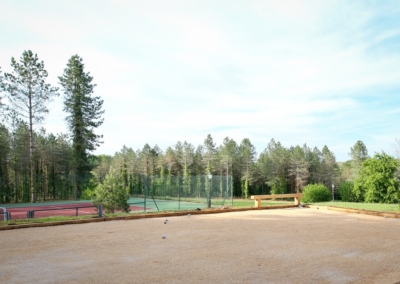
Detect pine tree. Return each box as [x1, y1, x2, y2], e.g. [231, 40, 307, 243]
[3, 50, 59, 202]
[0, 67, 6, 118]
[59, 55, 104, 199]
[239, 138, 256, 198]
[288, 145, 309, 193]
[0, 124, 11, 203]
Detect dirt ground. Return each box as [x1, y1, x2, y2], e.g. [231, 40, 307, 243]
[2, 207, 400, 284]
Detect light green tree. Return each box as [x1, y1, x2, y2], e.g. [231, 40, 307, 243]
[92, 169, 130, 213]
[239, 138, 256, 198]
[354, 152, 399, 203]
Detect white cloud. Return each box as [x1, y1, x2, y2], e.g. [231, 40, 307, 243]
[1, 0, 400, 161]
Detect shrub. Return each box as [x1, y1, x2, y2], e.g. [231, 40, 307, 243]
[302, 184, 331, 203]
[338, 181, 356, 202]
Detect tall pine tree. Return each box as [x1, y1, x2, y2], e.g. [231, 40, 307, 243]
[3, 51, 59, 202]
[59, 55, 104, 199]
[0, 67, 5, 116]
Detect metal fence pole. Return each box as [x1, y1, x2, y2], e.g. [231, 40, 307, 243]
[98, 204, 103, 217]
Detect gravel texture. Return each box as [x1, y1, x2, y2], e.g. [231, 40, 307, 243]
[2, 207, 400, 284]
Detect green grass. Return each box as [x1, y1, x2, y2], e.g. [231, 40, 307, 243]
[311, 201, 400, 213]
[162, 197, 292, 207]
[0, 211, 155, 226]
[0, 214, 96, 226]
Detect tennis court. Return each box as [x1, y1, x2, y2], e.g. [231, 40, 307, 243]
[0, 197, 209, 220]
[1, 207, 400, 283]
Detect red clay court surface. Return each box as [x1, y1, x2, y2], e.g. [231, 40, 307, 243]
[5, 203, 148, 219]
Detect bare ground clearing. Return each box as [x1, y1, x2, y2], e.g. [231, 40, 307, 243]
[1, 208, 400, 284]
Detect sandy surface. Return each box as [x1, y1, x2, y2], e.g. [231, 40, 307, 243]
[2, 208, 400, 284]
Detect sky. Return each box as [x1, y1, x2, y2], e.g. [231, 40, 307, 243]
[1, 0, 400, 161]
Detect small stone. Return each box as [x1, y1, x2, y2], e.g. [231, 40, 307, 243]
[162, 234, 166, 239]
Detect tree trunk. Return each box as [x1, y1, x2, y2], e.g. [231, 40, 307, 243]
[28, 87, 36, 203]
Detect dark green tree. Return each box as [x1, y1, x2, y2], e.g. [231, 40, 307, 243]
[0, 124, 11, 203]
[59, 55, 104, 199]
[3, 50, 59, 202]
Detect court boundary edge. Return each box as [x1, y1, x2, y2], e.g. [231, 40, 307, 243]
[0, 205, 297, 231]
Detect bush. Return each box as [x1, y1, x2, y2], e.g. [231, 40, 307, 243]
[302, 184, 331, 203]
[338, 181, 356, 202]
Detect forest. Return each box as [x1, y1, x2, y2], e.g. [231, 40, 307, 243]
[0, 50, 398, 205]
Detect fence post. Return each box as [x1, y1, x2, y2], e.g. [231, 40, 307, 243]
[98, 204, 103, 217]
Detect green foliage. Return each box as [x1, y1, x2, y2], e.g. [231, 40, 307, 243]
[59, 55, 104, 198]
[81, 178, 98, 200]
[182, 164, 191, 194]
[91, 170, 130, 213]
[270, 177, 287, 194]
[3, 50, 59, 202]
[241, 178, 249, 199]
[354, 152, 400, 203]
[81, 189, 94, 200]
[338, 181, 356, 202]
[302, 184, 331, 203]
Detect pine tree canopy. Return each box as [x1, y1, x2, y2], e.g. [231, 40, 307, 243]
[59, 55, 104, 198]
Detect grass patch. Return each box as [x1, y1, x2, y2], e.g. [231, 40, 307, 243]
[161, 197, 292, 207]
[0, 214, 96, 226]
[311, 201, 400, 213]
[0, 211, 154, 226]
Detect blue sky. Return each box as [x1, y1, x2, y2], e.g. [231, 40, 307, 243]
[1, 0, 400, 161]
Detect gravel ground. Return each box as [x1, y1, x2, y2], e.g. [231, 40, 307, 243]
[2, 208, 400, 284]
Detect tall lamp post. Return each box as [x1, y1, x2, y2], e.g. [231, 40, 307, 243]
[207, 173, 212, 208]
[332, 183, 335, 202]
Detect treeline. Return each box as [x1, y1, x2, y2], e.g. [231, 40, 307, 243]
[89, 137, 362, 201]
[0, 50, 104, 203]
[1, 51, 398, 205]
